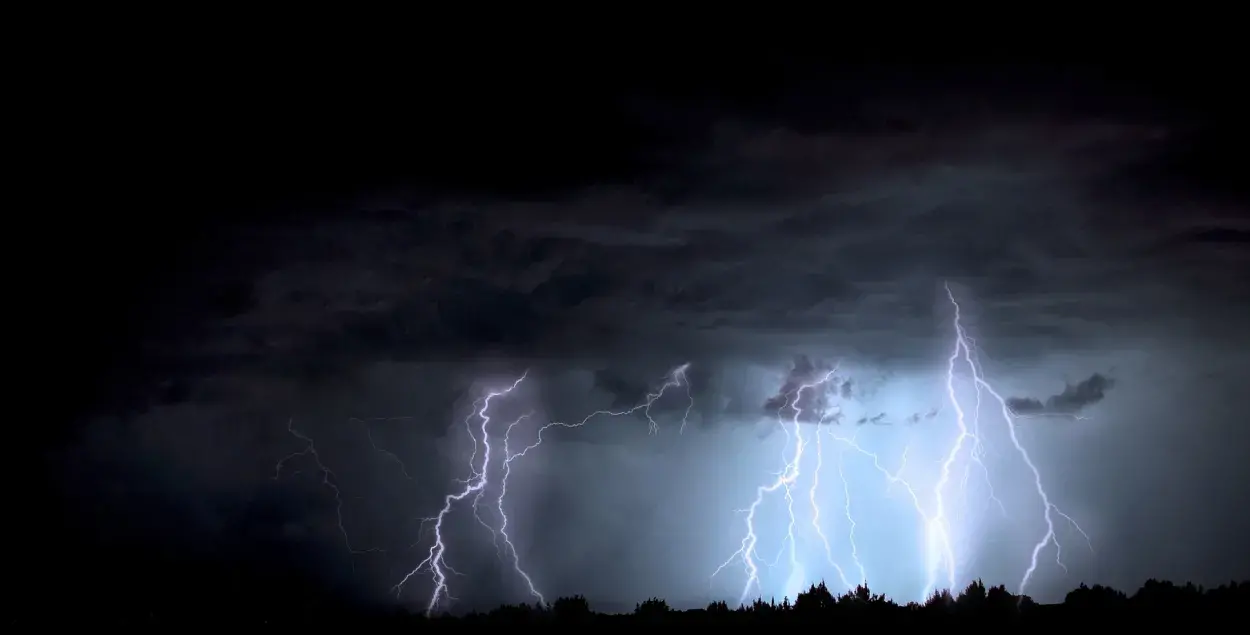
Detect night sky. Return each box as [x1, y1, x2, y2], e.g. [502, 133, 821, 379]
[36, 44, 1249, 617]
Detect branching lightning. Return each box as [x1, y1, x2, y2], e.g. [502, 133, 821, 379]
[496, 412, 542, 604]
[392, 373, 528, 615]
[712, 367, 839, 604]
[394, 364, 693, 615]
[278, 283, 1095, 613]
[809, 412, 855, 590]
[943, 283, 1093, 594]
[712, 282, 1092, 605]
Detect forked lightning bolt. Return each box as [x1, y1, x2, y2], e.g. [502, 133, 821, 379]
[489, 364, 693, 602]
[280, 284, 1091, 611]
[943, 283, 1092, 595]
[397, 364, 693, 615]
[392, 373, 528, 615]
[495, 412, 543, 604]
[809, 412, 856, 590]
[712, 367, 839, 604]
[713, 282, 1092, 605]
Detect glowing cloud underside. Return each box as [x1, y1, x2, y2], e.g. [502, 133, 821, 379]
[278, 284, 1092, 615]
[710, 283, 1091, 605]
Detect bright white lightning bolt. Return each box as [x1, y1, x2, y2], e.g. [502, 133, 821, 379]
[943, 283, 1092, 595]
[496, 412, 544, 605]
[712, 368, 839, 605]
[285, 284, 1092, 611]
[809, 412, 855, 590]
[392, 373, 528, 616]
[711, 283, 1092, 606]
[396, 364, 694, 615]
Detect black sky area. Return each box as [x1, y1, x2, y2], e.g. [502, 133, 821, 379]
[31, 35, 1250, 618]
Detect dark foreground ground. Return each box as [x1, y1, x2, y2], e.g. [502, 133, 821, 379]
[24, 579, 1248, 627]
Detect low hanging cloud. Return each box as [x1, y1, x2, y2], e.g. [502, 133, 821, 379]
[762, 356, 848, 423]
[1005, 373, 1116, 417]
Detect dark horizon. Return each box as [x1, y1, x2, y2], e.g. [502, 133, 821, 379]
[32, 39, 1250, 621]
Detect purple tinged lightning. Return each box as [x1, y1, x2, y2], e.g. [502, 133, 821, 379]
[285, 282, 1092, 610]
[395, 363, 693, 614]
[392, 373, 528, 616]
[493, 364, 693, 600]
[943, 283, 1092, 595]
[496, 412, 544, 604]
[505, 364, 693, 465]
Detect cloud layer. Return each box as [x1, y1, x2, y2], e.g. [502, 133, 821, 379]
[42, 62, 1250, 614]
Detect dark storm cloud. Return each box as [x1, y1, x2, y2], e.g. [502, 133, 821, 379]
[1005, 373, 1116, 417]
[592, 369, 651, 410]
[763, 356, 841, 423]
[51, 60, 1250, 615]
[91, 84, 1247, 421]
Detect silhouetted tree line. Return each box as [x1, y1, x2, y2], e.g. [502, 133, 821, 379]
[31, 577, 1250, 627]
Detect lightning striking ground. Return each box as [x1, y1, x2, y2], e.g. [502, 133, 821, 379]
[496, 412, 544, 604]
[487, 364, 693, 602]
[712, 283, 1092, 605]
[943, 284, 1093, 594]
[809, 412, 855, 590]
[712, 368, 839, 605]
[392, 373, 529, 615]
[394, 364, 693, 615]
[278, 284, 1093, 612]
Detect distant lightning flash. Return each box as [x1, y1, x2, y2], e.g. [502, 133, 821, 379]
[395, 364, 693, 615]
[274, 419, 384, 558]
[357, 417, 417, 480]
